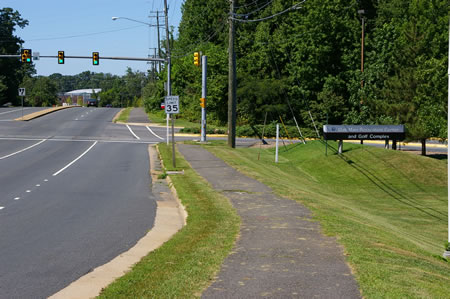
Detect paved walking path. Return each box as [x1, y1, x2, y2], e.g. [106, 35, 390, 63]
[127, 107, 150, 123]
[177, 144, 361, 298]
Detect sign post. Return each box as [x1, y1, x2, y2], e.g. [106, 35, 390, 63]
[165, 96, 180, 168]
[18, 88, 25, 119]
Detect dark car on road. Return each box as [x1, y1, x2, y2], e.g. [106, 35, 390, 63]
[87, 99, 98, 107]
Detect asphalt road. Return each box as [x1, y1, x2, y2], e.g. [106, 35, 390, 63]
[0, 107, 165, 298]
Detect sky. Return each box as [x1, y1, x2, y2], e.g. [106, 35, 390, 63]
[2, 0, 184, 76]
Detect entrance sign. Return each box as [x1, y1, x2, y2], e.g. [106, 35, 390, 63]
[165, 96, 180, 114]
[323, 125, 405, 141]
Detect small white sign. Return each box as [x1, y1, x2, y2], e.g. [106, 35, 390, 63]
[18, 88, 26, 96]
[165, 96, 180, 114]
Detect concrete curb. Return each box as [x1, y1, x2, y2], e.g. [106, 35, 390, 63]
[14, 106, 81, 121]
[111, 108, 125, 123]
[49, 145, 187, 299]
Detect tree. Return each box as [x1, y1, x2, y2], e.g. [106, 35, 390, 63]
[0, 8, 33, 106]
[22, 76, 58, 107]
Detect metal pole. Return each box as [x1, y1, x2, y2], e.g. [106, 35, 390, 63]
[21, 96, 24, 119]
[157, 11, 162, 72]
[166, 113, 169, 145]
[164, 0, 175, 168]
[201, 55, 207, 142]
[228, 0, 237, 148]
[447, 21, 450, 246]
[275, 123, 279, 163]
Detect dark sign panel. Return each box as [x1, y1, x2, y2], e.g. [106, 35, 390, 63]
[323, 125, 405, 140]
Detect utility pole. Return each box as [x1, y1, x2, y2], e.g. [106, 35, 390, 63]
[164, 0, 175, 168]
[149, 11, 164, 72]
[228, 0, 237, 148]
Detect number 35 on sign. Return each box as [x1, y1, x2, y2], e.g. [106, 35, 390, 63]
[165, 96, 180, 114]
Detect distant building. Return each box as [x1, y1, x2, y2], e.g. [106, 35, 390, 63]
[59, 89, 101, 105]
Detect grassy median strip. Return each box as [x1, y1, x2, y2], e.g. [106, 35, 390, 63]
[98, 143, 240, 298]
[203, 140, 449, 298]
[114, 107, 132, 123]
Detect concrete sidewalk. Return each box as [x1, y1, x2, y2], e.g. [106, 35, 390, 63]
[177, 144, 361, 298]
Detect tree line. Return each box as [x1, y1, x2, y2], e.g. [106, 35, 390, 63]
[146, 0, 449, 145]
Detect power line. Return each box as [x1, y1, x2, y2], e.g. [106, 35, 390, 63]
[232, 0, 274, 17]
[230, 1, 306, 23]
[22, 25, 145, 42]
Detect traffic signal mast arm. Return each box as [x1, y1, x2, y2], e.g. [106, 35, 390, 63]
[3, 53, 166, 62]
[38, 54, 166, 62]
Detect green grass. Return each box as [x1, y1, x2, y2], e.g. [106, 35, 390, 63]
[114, 107, 132, 123]
[202, 140, 449, 298]
[97, 143, 240, 298]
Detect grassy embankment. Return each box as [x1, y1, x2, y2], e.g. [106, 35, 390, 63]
[99, 139, 448, 298]
[97, 143, 240, 298]
[203, 140, 449, 298]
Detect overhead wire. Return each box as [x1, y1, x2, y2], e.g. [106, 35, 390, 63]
[22, 25, 145, 41]
[231, 0, 306, 23]
[232, 0, 274, 17]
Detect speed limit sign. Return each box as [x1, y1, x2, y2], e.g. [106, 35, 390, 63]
[165, 96, 180, 114]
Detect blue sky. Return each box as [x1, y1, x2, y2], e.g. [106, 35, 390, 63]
[2, 0, 184, 76]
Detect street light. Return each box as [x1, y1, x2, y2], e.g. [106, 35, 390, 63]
[111, 16, 152, 26]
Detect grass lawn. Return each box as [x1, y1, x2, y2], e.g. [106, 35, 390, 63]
[97, 143, 240, 298]
[202, 140, 449, 298]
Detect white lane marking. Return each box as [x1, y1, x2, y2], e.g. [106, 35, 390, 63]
[0, 207, 4, 210]
[126, 125, 140, 140]
[44, 179, 48, 182]
[26, 190, 31, 193]
[0, 137, 158, 145]
[14, 197, 20, 200]
[0, 139, 47, 160]
[0, 108, 30, 115]
[53, 141, 98, 176]
[36, 184, 40, 187]
[146, 126, 164, 140]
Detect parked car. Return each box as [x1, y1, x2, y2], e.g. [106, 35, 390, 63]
[87, 99, 98, 107]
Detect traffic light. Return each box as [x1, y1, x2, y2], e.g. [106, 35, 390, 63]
[194, 52, 200, 66]
[200, 98, 206, 108]
[92, 52, 99, 65]
[58, 51, 65, 64]
[21, 49, 32, 63]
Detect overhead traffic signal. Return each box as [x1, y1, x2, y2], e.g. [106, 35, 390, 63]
[21, 49, 32, 63]
[92, 52, 99, 65]
[58, 51, 65, 64]
[194, 52, 200, 67]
